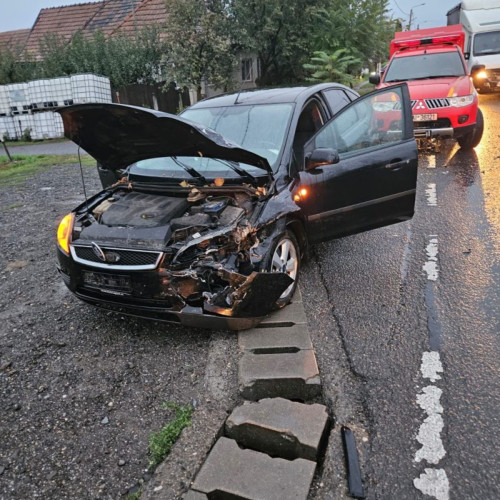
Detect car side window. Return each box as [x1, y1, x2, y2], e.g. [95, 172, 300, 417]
[310, 87, 405, 158]
[322, 89, 351, 115]
[291, 99, 326, 172]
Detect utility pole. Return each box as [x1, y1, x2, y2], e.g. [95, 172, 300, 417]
[407, 3, 425, 30]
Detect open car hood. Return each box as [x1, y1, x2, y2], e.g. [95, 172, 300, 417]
[57, 103, 272, 173]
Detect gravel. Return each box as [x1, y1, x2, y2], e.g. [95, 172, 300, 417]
[0, 163, 239, 499]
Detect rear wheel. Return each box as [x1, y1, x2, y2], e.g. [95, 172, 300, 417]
[265, 230, 300, 308]
[458, 108, 484, 150]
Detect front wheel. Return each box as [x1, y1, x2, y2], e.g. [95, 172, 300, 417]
[458, 108, 484, 150]
[264, 230, 300, 308]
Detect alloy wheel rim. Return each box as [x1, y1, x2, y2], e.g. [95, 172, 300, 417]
[271, 238, 298, 299]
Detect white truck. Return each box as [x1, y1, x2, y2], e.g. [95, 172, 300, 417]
[447, 0, 500, 92]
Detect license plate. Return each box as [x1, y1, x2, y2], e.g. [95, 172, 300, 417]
[82, 271, 132, 294]
[413, 114, 438, 122]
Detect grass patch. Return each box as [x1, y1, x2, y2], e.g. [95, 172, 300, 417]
[0, 154, 96, 186]
[149, 402, 193, 468]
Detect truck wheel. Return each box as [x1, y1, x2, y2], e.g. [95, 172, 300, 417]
[264, 230, 300, 308]
[458, 108, 484, 150]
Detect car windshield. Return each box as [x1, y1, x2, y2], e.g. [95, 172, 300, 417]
[384, 52, 466, 82]
[129, 103, 293, 180]
[182, 103, 293, 170]
[473, 31, 500, 56]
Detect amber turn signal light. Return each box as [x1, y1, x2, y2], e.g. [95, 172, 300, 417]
[294, 187, 309, 202]
[57, 213, 74, 255]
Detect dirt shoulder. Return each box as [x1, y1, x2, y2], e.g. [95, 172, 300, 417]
[0, 164, 239, 499]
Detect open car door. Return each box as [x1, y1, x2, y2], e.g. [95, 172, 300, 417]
[299, 83, 417, 243]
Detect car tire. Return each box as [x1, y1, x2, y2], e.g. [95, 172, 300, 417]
[263, 230, 301, 308]
[458, 108, 484, 150]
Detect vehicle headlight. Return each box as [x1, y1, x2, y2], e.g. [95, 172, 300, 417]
[57, 213, 74, 255]
[475, 70, 488, 80]
[449, 95, 475, 107]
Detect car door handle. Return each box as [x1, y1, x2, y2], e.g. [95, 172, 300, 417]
[385, 159, 409, 171]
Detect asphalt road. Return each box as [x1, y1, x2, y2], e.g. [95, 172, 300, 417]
[5, 140, 88, 156]
[303, 94, 500, 500]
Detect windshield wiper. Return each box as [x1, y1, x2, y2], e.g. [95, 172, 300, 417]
[172, 157, 207, 185]
[385, 78, 407, 82]
[211, 158, 259, 185]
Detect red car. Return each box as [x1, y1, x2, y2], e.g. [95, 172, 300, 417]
[370, 25, 484, 150]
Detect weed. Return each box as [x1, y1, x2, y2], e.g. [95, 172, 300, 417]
[149, 402, 193, 467]
[21, 128, 32, 142]
[127, 489, 142, 500]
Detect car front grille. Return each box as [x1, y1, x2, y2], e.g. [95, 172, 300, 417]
[72, 245, 162, 270]
[425, 98, 450, 109]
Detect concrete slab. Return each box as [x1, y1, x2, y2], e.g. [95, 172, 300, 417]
[292, 286, 303, 302]
[226, 398, 329, 461]
[182, 491, 208, 499]
[238, 324, 313, 352]
[239, 350, 321, 401]
[260, 300, 308, 326]
[191, 437, 316, 500]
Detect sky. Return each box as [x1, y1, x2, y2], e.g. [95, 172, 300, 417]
[388, 0, 460, 29]
[0, 0, 461, 33]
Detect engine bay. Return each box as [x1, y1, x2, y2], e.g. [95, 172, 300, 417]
[72, 187, 260, 269]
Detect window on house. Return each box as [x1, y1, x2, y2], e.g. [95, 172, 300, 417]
[241, 58, 253, 82]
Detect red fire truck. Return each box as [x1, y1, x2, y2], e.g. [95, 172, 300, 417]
[370, 25, 484, 149]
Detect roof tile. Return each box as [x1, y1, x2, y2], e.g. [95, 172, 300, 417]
[0, 29, 31, 54]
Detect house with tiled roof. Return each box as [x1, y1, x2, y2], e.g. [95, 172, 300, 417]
[111, 0, 167, 38]
[0, 29, 31, 55]
[85, 0, 144, 37]
[22, 0, 150, 59]
[0, 0, 259, 99]
[24, 2, 103, 58]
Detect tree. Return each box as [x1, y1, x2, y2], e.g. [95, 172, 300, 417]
[0, 47, 36, 84]
[315, 0, 395, 67]
[303, 49, 361, 86]
[34, 27, 168, 88]
[232, 0, 330, 86]
[163, 0, 237, 98]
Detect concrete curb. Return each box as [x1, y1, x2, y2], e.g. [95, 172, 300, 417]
[183, 290, 330, 499]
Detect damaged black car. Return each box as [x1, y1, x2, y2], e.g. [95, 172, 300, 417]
[56, 83, 418, 330]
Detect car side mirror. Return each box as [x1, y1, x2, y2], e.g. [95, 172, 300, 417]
[305, 148, 339, 171]
[470, 64, 485, 76]
[369, 73, 381, 85]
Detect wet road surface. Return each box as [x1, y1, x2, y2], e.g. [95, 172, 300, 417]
[303, 94, 500, 499]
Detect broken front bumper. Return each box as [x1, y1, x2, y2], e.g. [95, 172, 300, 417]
[73, 290, 265, 330]
[57, 248, 293, 330]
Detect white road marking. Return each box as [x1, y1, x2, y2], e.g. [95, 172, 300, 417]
[420, 351, 443, 382]
[415, 386, 445, 464]
[423, 237, 439, 281]
[426, 183, 437, 206]
[414, 469, 450, 500]
[427, 156, 436, 169]
[414, 351, 449, 499]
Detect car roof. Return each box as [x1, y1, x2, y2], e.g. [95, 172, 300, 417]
[188, 83, 355, 109]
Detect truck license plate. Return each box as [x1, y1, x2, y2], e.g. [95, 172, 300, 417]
[414, 114, 438, 122]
